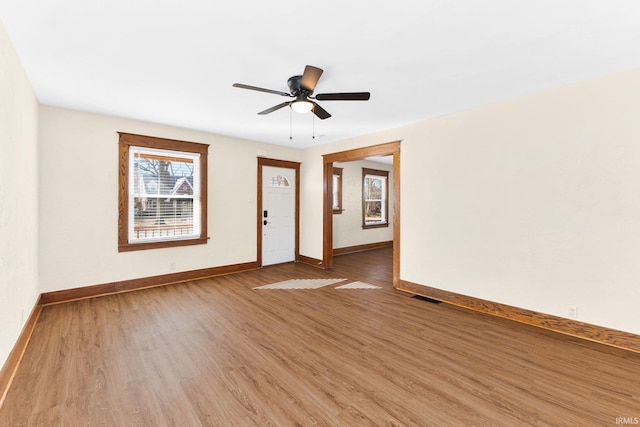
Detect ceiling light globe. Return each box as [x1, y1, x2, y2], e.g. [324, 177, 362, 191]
[291, 100, 313, 113]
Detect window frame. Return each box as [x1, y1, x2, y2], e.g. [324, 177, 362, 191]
[332, 167, 343, 214]
[362, 167, 389, 229]
[118, 132, 209, 252]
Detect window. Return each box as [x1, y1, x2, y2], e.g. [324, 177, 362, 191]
[332, 167, 343, 214]
[269, 175, 291, 187]
[118, 132, 208, 252]
[362, 168, 389, 228]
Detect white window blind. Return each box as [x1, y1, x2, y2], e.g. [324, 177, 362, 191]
[128, 146, 201, 243]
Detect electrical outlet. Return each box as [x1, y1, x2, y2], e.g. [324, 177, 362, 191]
[568, 305, 578, 319]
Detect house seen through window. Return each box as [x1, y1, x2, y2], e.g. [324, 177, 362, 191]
[131, 148, 199, 241]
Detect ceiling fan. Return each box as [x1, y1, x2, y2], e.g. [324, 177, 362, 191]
[233, 65, 370, 120]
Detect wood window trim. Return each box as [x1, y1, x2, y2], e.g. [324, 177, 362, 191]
[362, 167, 389, 229]
[332, 167, 343, 214]
[118, 132, 209, 252]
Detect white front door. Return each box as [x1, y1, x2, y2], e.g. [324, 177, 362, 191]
[262, 166, 296, 266]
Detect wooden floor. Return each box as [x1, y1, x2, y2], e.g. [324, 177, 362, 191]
[2, 248, 639, 426]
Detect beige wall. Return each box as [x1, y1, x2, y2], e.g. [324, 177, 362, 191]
[333, 159, 393, 249]
[37, 106, 301, 293]
[300, 68, 640, 335]
[0, 20, 40, 368]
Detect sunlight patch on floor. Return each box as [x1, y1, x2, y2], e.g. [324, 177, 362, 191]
[335, 281, 381, 289]
[254, 278, 347, 290]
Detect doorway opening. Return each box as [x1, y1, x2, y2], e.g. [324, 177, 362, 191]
[322, 141, 400, 287]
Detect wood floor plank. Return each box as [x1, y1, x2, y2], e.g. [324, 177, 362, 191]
[2, 248, 639, 425]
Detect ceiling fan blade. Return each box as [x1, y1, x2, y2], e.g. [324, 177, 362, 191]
[300, 65, 323, 92]
[315, 92, 371, 101]
[311, 102, 331, 120]
[258, 102, 291, 115]
[233, 83, 291, 97]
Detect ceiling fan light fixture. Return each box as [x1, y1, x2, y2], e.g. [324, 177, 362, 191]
[291, 99, 313, 113]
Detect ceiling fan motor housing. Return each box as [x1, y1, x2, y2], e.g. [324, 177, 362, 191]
[287, 75, 309, 96]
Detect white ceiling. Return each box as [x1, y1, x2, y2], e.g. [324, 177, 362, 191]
[1, 1, 639, 149]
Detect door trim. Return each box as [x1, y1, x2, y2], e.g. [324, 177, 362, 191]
[322, 141, 401, 287]
[257, 158, 301, 267]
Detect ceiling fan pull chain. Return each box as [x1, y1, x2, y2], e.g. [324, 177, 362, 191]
[312, 107, 316, 139]
[289, 105, 293, 140]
